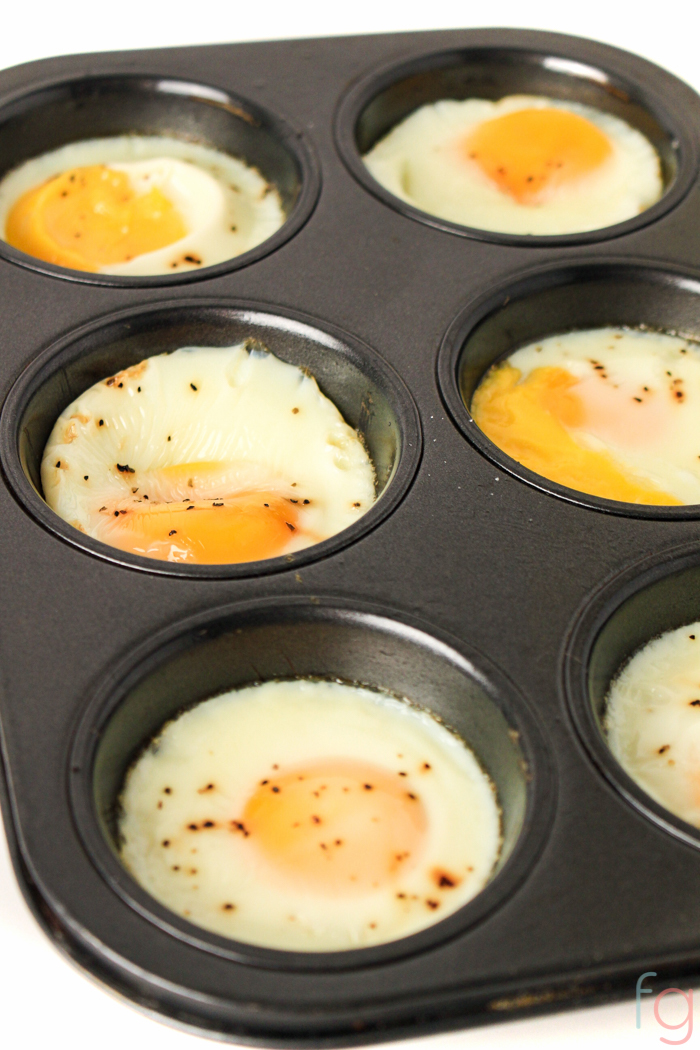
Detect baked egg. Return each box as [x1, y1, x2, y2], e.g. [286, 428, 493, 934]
[0, 136, 284, 275]
[363, 95, 662, 235]
[118, 679, 501, 951]
[41, 342, 375, 564]
[471, 327, 700, 505]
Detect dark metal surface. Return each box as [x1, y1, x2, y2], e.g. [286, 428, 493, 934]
[1, 25, 700, 1046]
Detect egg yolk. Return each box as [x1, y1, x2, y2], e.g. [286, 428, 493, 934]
[5, 165, 187, 271]
[242, 760, 428, 895]
[464, 108, 613, 204]
[471, 364, 680, 504]
[99, 463, 302, 564]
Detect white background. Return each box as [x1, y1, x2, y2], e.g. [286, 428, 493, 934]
[0, 2, 698, 1048]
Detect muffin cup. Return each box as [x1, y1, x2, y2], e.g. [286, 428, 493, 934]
[0, 74, 320, 284]
[564, 543, 700, 850]
[438, 257, 700, 518]
[70, 596, 553, 971]
[335, 31, 700, 246]
[0, 298, 421, 577]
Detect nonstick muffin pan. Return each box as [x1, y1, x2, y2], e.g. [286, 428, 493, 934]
[4, 25, 700, 1046]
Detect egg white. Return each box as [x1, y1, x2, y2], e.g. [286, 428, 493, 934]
[499, 327, 700, 503]
[607, 622, 700, 827]
[363, 95, 663, 235]
[0, 135, 285, 274]
[41, 343, 376, 562]
[119, 679, 501, 951]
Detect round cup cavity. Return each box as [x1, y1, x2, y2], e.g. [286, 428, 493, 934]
[69, 597, 553, 971]
[335, 34, 699, 246]
[0, 299, 421, 577]
[438, 257, 700, 519]
[0, 74, 319, 284]
[565, 546, 700, 850]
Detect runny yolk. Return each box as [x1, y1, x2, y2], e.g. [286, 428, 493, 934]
[101, 462, 302, 564]
[471, 364, 680, 505]
[5, 165, 187, 271]
[242, 760, 428, 895]
[463, 108, 613, 204]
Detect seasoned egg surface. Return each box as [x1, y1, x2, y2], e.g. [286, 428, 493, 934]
[363, 96, 662, 235]
[119, 679, 501, 951]
[471, 327, 700, 505]
[0, 136, 284, 275]
[41, 343, 375, 564]
[606, 622, 700, 827]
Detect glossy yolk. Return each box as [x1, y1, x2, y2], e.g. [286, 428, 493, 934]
[5, 165, 187, 271]
[242, 760, 428, 895]
[471, 364, 680, 504]
[99, 463, 301, 564]
[464, 108, 613, 204]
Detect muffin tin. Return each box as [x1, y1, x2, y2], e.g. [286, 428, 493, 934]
[3, 26, 700, 1046]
